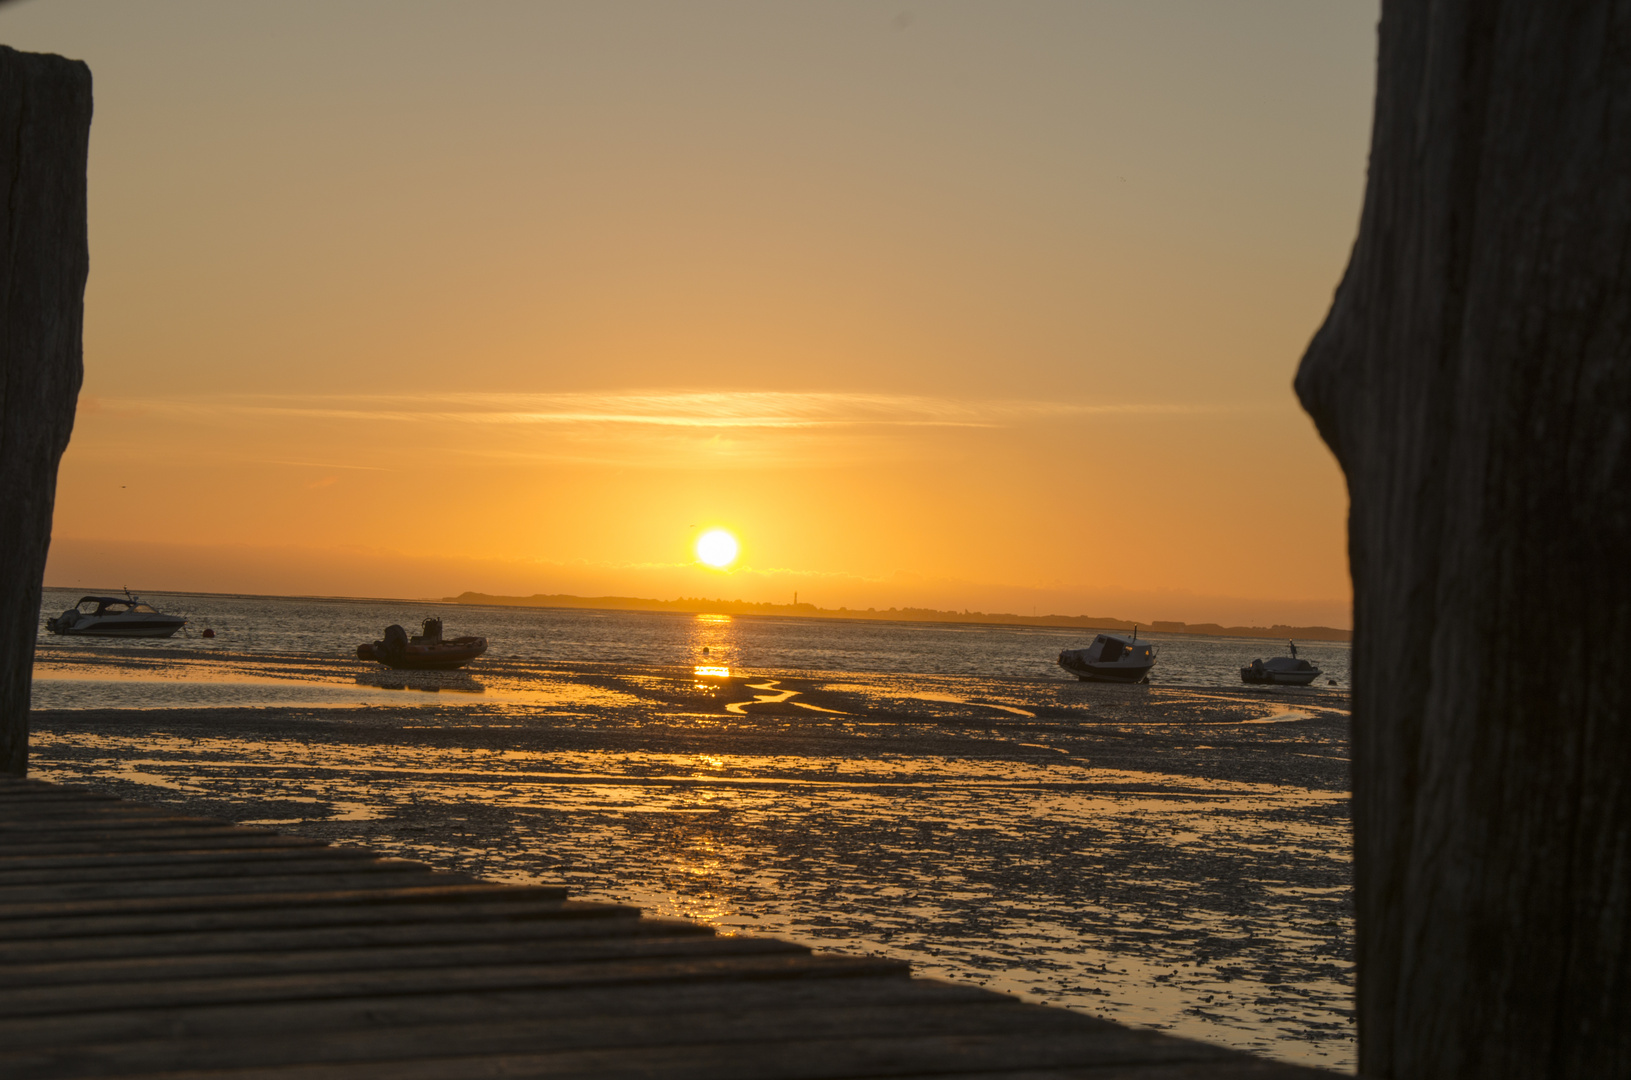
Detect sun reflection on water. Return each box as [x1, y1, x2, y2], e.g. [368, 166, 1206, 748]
[689, 612, 740, 672]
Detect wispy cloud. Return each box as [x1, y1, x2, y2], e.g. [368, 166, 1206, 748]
[70, 390, 1255, 472]
[93, 390, 1238, 431]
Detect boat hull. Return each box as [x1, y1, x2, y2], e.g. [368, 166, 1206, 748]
[358, 637, 487, 671]
[49, 620, 185, 638]
[1059, 658, 1154, 683]
[1240, 665, 1321, 686]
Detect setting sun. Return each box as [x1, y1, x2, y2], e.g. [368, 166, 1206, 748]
[695, 529, 739, 568]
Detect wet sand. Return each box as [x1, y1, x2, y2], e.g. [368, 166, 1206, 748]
[28, 646, 1355, 1071]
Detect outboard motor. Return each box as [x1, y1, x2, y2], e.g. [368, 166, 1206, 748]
[382, 624, 409, 664]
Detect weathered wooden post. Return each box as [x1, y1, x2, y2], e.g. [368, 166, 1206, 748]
[1297, 4, 1631, 1076]
[0, 46, 91, 777]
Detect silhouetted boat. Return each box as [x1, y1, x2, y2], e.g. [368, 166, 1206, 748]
[357, 617, 486, 670]
[46, 593, 186, 638]
[1240, 655, 1321, 686]
[1058, 632, 1155, 683]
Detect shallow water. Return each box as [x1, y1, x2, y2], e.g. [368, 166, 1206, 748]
[28, 612, 1356, 1072]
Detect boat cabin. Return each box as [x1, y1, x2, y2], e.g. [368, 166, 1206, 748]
[72, 596, 161, 617]
[1089, 634, 1153, 664]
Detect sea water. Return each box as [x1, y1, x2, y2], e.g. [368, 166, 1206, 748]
[35, 588, 1348, 707]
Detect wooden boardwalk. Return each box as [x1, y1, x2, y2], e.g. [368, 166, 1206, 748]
[1, 776, 1334, 1078]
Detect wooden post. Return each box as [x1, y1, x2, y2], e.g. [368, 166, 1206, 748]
[0, 47, 91, 777]
[1297, 4, 1631, 1076]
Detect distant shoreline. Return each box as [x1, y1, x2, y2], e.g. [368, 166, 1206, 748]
[444, 591, 1353, 643]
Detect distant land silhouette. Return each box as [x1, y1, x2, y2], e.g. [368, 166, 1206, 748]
[446, 592, 1352, 642]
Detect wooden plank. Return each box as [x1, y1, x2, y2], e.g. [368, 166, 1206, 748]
[0, 913, 703, 964]
[0, 881, 568, 922]
[0, 833, 333, 855]
[884, 1066, 1332, 1080]
[0, 806, 232, 822]
[0, 782, 106, 794]
[0, 815, 241, 832]
[0, 952, 910, 1017]
[0, 794, 188, 810]
[0, 846, 374, 874]
[0, 821, 251, 838]
[0, 867, 475, 904]
[0, 803, 180, 819]
[0, 975, 1002, 1049]
[0, 896, 629, 941]
[0, 828, 317, 849]
[0, 784, 121, 793]
[0, 999, 1108, 1078]
[47, 1030, 1269, 1080]
[0, 852, 412, 885]
[7, 932, 807, 988]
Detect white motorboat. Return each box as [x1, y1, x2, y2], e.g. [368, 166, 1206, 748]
[46, 593, 186, 638]
[1240, 655, 1321, 686]
[1058, 632, 1155, 683]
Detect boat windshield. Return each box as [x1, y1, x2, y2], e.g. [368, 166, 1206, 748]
[131, 604, 157, 613]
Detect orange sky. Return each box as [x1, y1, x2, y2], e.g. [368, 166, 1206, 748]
[4, 1, 1376, 627]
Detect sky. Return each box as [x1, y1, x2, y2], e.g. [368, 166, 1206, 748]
[4, 1, 1378, 627]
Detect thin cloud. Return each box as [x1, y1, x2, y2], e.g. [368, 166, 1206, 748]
[96, 390, 1243, 431]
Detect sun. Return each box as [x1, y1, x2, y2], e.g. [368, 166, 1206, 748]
[695, 528, 739, 568]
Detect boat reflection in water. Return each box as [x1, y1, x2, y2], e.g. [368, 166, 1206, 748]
[354, 670, 486, 695]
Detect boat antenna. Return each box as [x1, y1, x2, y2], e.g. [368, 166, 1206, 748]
[1133, 625, 1137, 640]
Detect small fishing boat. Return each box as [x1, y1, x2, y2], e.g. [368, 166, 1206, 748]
[1240, 654, 1322, 686]
[46, 593, 186, 638]
[357, 618, 487, 670]
[1058, 631, 1156, 683]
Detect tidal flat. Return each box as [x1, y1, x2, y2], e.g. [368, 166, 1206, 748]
[28, 646, 1355, 1071]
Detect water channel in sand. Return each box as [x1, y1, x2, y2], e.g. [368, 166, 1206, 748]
[28, 598, 1355, 1071]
